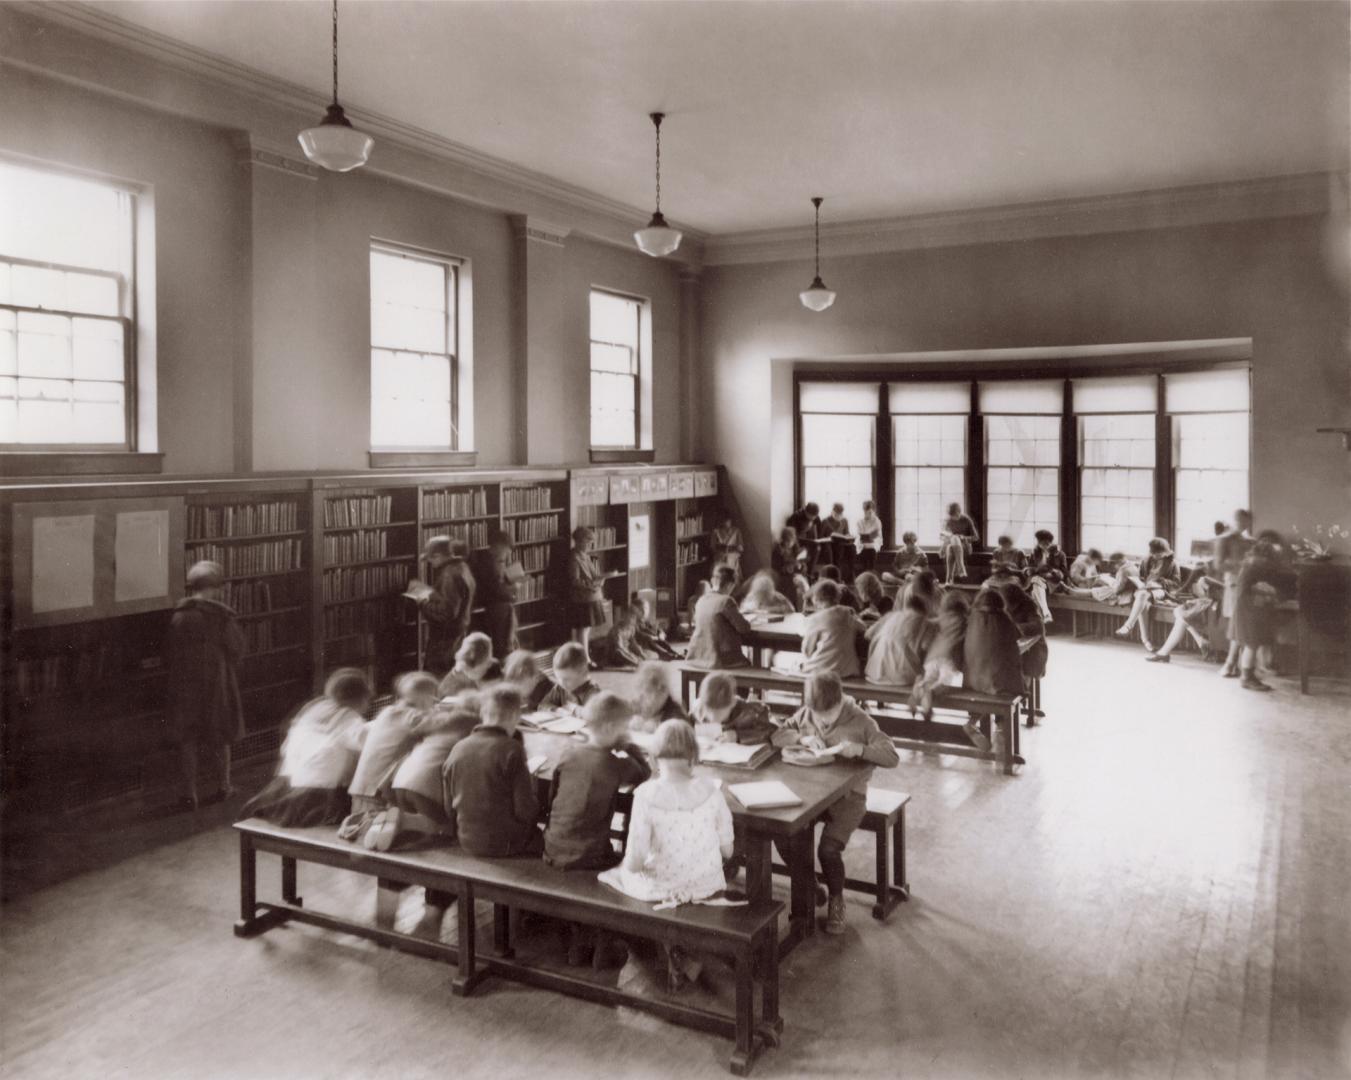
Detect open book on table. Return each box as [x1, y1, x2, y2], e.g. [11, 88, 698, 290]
[698, 738, 778, 770]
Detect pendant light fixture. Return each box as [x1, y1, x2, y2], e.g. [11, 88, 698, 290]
[634, 112, 682, 258]
[298, 0, 374, 172]
[799, 196, 837, 311]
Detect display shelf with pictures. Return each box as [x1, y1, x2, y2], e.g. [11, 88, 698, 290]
[314, 484, 420, 692]
[672, 469, 723, 614]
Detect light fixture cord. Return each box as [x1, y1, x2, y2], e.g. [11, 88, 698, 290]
[654, 114, 662, 214]
[331, 0, 340, 105]
[814, 199, 821, 276]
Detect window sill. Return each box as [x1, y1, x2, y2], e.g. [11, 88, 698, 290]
[589, 449, 655, 465]
[0, 452, 165, 478]
[368, 450, 478, 470]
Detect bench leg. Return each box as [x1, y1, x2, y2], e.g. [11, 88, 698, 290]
[492, 903, 513, 959]
[452, 881, 481, 996]
[872, 819, 890, 920]
[281, 855, 302, 906]
[894, 807, 910, 900]
[759, 933, 782, 1037]
[233, 832, 288, 938]
[730, 949, 761, 1076]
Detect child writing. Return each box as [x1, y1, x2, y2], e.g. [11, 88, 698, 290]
[864, 594, 936, 686]
[799, 579, 867, 678]
[692, 672, 776, 744]
[739, 570, 795, 616]
[631, 660, 689, 731]
[770, 672, 900, 934]
[503, 648, 554, 710]
[442, 683, 541, 856]
[599, 719, 736, 990]
[241, 668, 373, 827]
[540, 642, 602, 711]
[544, 692, 652, 968]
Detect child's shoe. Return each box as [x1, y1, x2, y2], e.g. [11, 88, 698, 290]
[1144, 652, 1170, 663]
[824, 895, 846, 935]
[363, 808, 401, 852]
[1240, 673, 1272, 692]
[1219, 664, 1239, 678]
[962, 719, 991, 752]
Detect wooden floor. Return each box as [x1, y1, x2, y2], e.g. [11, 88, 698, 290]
[3, 639, 1349, 1079]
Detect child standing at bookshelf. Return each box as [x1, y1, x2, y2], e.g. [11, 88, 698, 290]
[770, 672, 900, 934]
[166, 560, 246, 811]
[417, 537, 476, 678]
[568, 526, 609, 666]
[540, 642, 602, 710]
[476, 531, 519, 662]
[241, 668, 373, 827]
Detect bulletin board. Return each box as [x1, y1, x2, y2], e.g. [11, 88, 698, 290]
[11, 497, 186, 628]
[629, 513, 651, 571]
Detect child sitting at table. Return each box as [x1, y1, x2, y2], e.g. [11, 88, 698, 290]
[902, 568, 944, 616]
[853, 571, 893, 621]
[962, 589, 1024, 755]
[540, 642, 602, 711]
[883, 532, 928, 585]
[435, 632, 495, 698]
[242, 667, 372, 827]
[817, 564, 861, 611]
[599, 719, 736, 990]
[770, 672, 900, 935]
[991, 535, 1028, 574]
[348, 671, 440, 817]
[632, 660, 689, 731]
[544, 692, 652, 967]
[693, 672, 775, 744]
[739, 570, 795, 616]
[503, 648, 553, 710]
[864, 594, 936, 686]
[800, 580, 868, 679]
[910, 590, 970, 724]
[391, 686, 482, 830]
[443, 683, 541, 856]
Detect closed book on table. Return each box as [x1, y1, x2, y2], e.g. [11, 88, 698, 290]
[699, 740, 778, 770]
[727, 780, 802, 809]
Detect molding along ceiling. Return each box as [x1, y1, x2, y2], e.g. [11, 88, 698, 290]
[4, 1, 1347, 266]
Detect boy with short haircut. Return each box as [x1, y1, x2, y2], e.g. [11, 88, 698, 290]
[436, 632, 495, 698]
[991, 535, 1028, 574]
[348, 671, 441, 815]
[442, 684, 541, 857]
[695, 672, 775, 744]
[800, 579, 867, 679]
[503, 648, 553, 710]
[771, 672, 900, 934]
[540, 642, 601, 710]
[686, 566, 753, 670]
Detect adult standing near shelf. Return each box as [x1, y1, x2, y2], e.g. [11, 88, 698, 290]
[568, 525, 612, 667]
[166, 560, 245, 812]
[711, 514, 744, 579]
[940, 502, 979, 584]
[420, 536, 476, 678]
[477, 530, 519, 664]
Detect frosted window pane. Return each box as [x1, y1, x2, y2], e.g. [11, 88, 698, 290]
[591, 342, 633, 374]
[17, 312, 72, 378]
[72, 331, 123, 381]
[590, 291, 641, 348]
[13, 265, 66, 310]
[18, 399, 71, 442]
[799, 382, 879, 414]
[888, 381, 970, 413]
[1165, 369, 1250, 412]
[802, 414, 874, 466]
[1072, 375, 1157, 413]
[0, 264, 9, 304]
[74, 381, 122, 404]
[978, 379, 1063, 414]
[72, 401, 124, 442]
[0, 162, 125, 271]
[0, 398, 14, 441]
[0, 327, 13, 376]
[65, 272, 120, 317]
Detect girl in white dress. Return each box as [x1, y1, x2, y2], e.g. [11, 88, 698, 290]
[599, 719, 735, 988]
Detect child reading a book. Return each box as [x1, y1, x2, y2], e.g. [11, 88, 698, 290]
[693, 672, 775, 744]
[503, 648, 553, 710]
[347, 671, 440, 816]
[770, 671, 899, 934]
[631, 660, 689, 731]
[540, 642, 602, 711]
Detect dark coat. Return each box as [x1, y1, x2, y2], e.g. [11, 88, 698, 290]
[963, 598, 1025, 697]
[997, 584, 1048, 680]
[1231, 557, 1296, 647]
[424, 560, 475, 675]
[166, 596, 245, 746]
[474, 547, 518, 659]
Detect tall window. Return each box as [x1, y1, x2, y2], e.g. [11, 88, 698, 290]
[1169, 369, 1250, 558]
[370, 244, 459, 450]
[981, 380, 1062, 549]
[891, 382, 968, 545]
[0, 161, 134, 447]
[1075, 376, 1157, 555]
[799, 382, 876, 520]
[589, 290, 642, 449]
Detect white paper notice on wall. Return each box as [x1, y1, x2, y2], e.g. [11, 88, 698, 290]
[630, 513, 650, 571]
[115, 509, 170, 603]
[31, 514, 96, 613]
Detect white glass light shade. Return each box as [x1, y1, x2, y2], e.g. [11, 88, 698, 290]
[799, 276, 837, 312]
[298, 104, 374, 172]
[634, 211, 682, 258]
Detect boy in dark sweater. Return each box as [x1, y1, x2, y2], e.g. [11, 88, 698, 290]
[539, 642, 601, 711]
[442, 683, 541, 856]
[694, 672, 776, 744]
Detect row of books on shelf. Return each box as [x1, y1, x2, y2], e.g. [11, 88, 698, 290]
[222, 580, 288, 615]
[676, 514, 706, 540]
[322, 530, 397, 565]
[324, 495, 395, 528]
[519, 545, 551, 573]
[13, 644, 158, 697]
[502, 486, 554, 514]
[322, 561, 415, 603]
[590, 526, 618, 548]
[517, 573, 547, 602]
[241, 620, 285, 655]
[324, 600, 405, 641]
[188, 539, 302, 577]
[421, 521, 490, 551]
[187, 500, 300, 539]
[423, 487, 489, 520]
[678, 541, 708, 566]
[508, 515, 560, 544]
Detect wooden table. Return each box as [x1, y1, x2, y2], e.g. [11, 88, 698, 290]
[522, 728, 864, 957]
[741, 612, 809, 668]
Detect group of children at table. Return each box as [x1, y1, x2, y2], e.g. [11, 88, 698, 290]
[243, 633, 898, 980]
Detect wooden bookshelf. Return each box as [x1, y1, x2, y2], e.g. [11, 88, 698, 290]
[497, 475, 568, 651]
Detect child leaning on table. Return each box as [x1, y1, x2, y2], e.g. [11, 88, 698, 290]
[540, 642, 602, 711]
[347, 671, 441, 815]
[503, 648, 553, 711]
[770, 671, 900, 936]
[545, 692, 652, 968]
[436, 632, 494, 698]
[631, 660, 689, 731]
[693, 672, 775, 745]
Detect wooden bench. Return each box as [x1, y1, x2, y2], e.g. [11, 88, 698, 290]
[234, 818, 783, 1075]
[677, 666, 1026, 775]
[1048, 592, 1179, 640]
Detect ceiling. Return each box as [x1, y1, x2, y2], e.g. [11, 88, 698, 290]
[87, 0, 1350, 235]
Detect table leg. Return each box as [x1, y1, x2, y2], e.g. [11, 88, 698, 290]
[281, 855, 301, 906]
[730, 949, 758, 1076]
[743, 837, 772, 907]
[233, 831, 257, 934]
[492, 903, 513, 958]
[452, 881, 480, 996]
[788, 830, 817, 940]
[895, 806, 910, 899]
